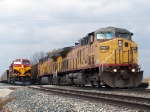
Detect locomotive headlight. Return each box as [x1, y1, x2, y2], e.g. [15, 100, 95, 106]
[113, 68, 117, 72]
[118, 40, 122, 43]
[131, 68, 136, 72]
[118, 40, 122, 46]
[118, 43, 122, 46]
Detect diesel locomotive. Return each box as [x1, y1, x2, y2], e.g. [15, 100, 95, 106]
[1, 59, 31, 84]
[34, 26, 143, 88]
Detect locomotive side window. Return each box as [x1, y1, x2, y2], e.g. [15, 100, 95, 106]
[116, 33, 131, 40]
[88, 35, 94, 44]
[96, 33, 114, 39]
[86, 37, 88, 44]
[90, 35, 94, 43]
[81, 40, 84, 46]
[84, 38, 86, 45]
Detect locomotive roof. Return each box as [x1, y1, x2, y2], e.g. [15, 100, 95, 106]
[48, 53, 60, 58]
[39, 57, 48, 62]
[56, 47, 72, 54]
[93, 26, 133, 35]
[79, 26, 133, 41]
[13, 59, 30, 62]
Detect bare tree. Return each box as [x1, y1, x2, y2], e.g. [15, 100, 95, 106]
[30, 51, 46, 66]
[30, 49, 60, 66]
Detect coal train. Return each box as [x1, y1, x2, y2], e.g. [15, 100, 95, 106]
[31, 26, 144, 88]
[1, 59, 31, 84]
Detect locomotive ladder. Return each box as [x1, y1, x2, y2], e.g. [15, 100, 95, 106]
[99, 50, 115, 75]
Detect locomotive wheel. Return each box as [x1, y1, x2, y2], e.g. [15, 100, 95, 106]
[98, 85, 102, 88]
[10, 78, 13, 83]
[91, 81, 95, 87]
[92, 85, 95, 87]
[38, 77, 41, 85]
[97, 81, 102, 88]
[105, 84, 111, 88]
[13, 77, 16, 85]
[57, 78, 61, 85]
[124, 87, 128, 89]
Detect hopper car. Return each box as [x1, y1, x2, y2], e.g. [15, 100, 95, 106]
[1, 70, 9, 83]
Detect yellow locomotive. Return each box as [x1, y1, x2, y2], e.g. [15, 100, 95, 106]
[8, 59, 31, 84]
[37, 26, 143, 88]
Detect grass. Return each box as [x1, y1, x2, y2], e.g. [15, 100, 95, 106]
[0, 97, 16, 112]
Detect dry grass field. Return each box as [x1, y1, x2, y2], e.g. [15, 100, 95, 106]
[8, 87, 18, 90]
[0, 97, 16, 112]
[142, 77, 150, 83]
[0, 87, 18, 111]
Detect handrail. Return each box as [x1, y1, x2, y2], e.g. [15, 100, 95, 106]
[133, 51, 143, 70]
[99, 50, 115, 75]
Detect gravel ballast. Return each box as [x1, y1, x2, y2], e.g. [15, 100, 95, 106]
[2, 87, 146, 112]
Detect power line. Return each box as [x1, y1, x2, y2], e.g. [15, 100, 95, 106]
[0, 18, 150, 22]
[0, 8, 150, 19]
[0, 8, 150, 23]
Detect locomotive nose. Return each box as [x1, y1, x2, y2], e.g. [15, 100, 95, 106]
[117, 39, 137, 64]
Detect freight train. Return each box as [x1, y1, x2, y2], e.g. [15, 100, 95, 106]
[31, 26, 143, 88]
[1, 59, 31, 84]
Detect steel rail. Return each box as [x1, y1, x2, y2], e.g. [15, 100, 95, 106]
[46, 85, 150, 94]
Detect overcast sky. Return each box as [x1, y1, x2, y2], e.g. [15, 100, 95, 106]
[0, 0, 150, 78]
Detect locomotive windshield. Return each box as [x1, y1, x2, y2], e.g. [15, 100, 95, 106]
[22, 61, 30, 65]
[13, 61, 21, 64]
[96, 33, 114, 40]
[116, 33, 131, 40]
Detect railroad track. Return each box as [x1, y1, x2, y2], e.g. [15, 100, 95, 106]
[40, 85, 150, 94]
[87, 87, 150, 94]
[28, 86, 150, 111]
[85, 85, 150, 93]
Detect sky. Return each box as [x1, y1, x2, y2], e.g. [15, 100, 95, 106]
[0, 0, 150, 78]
